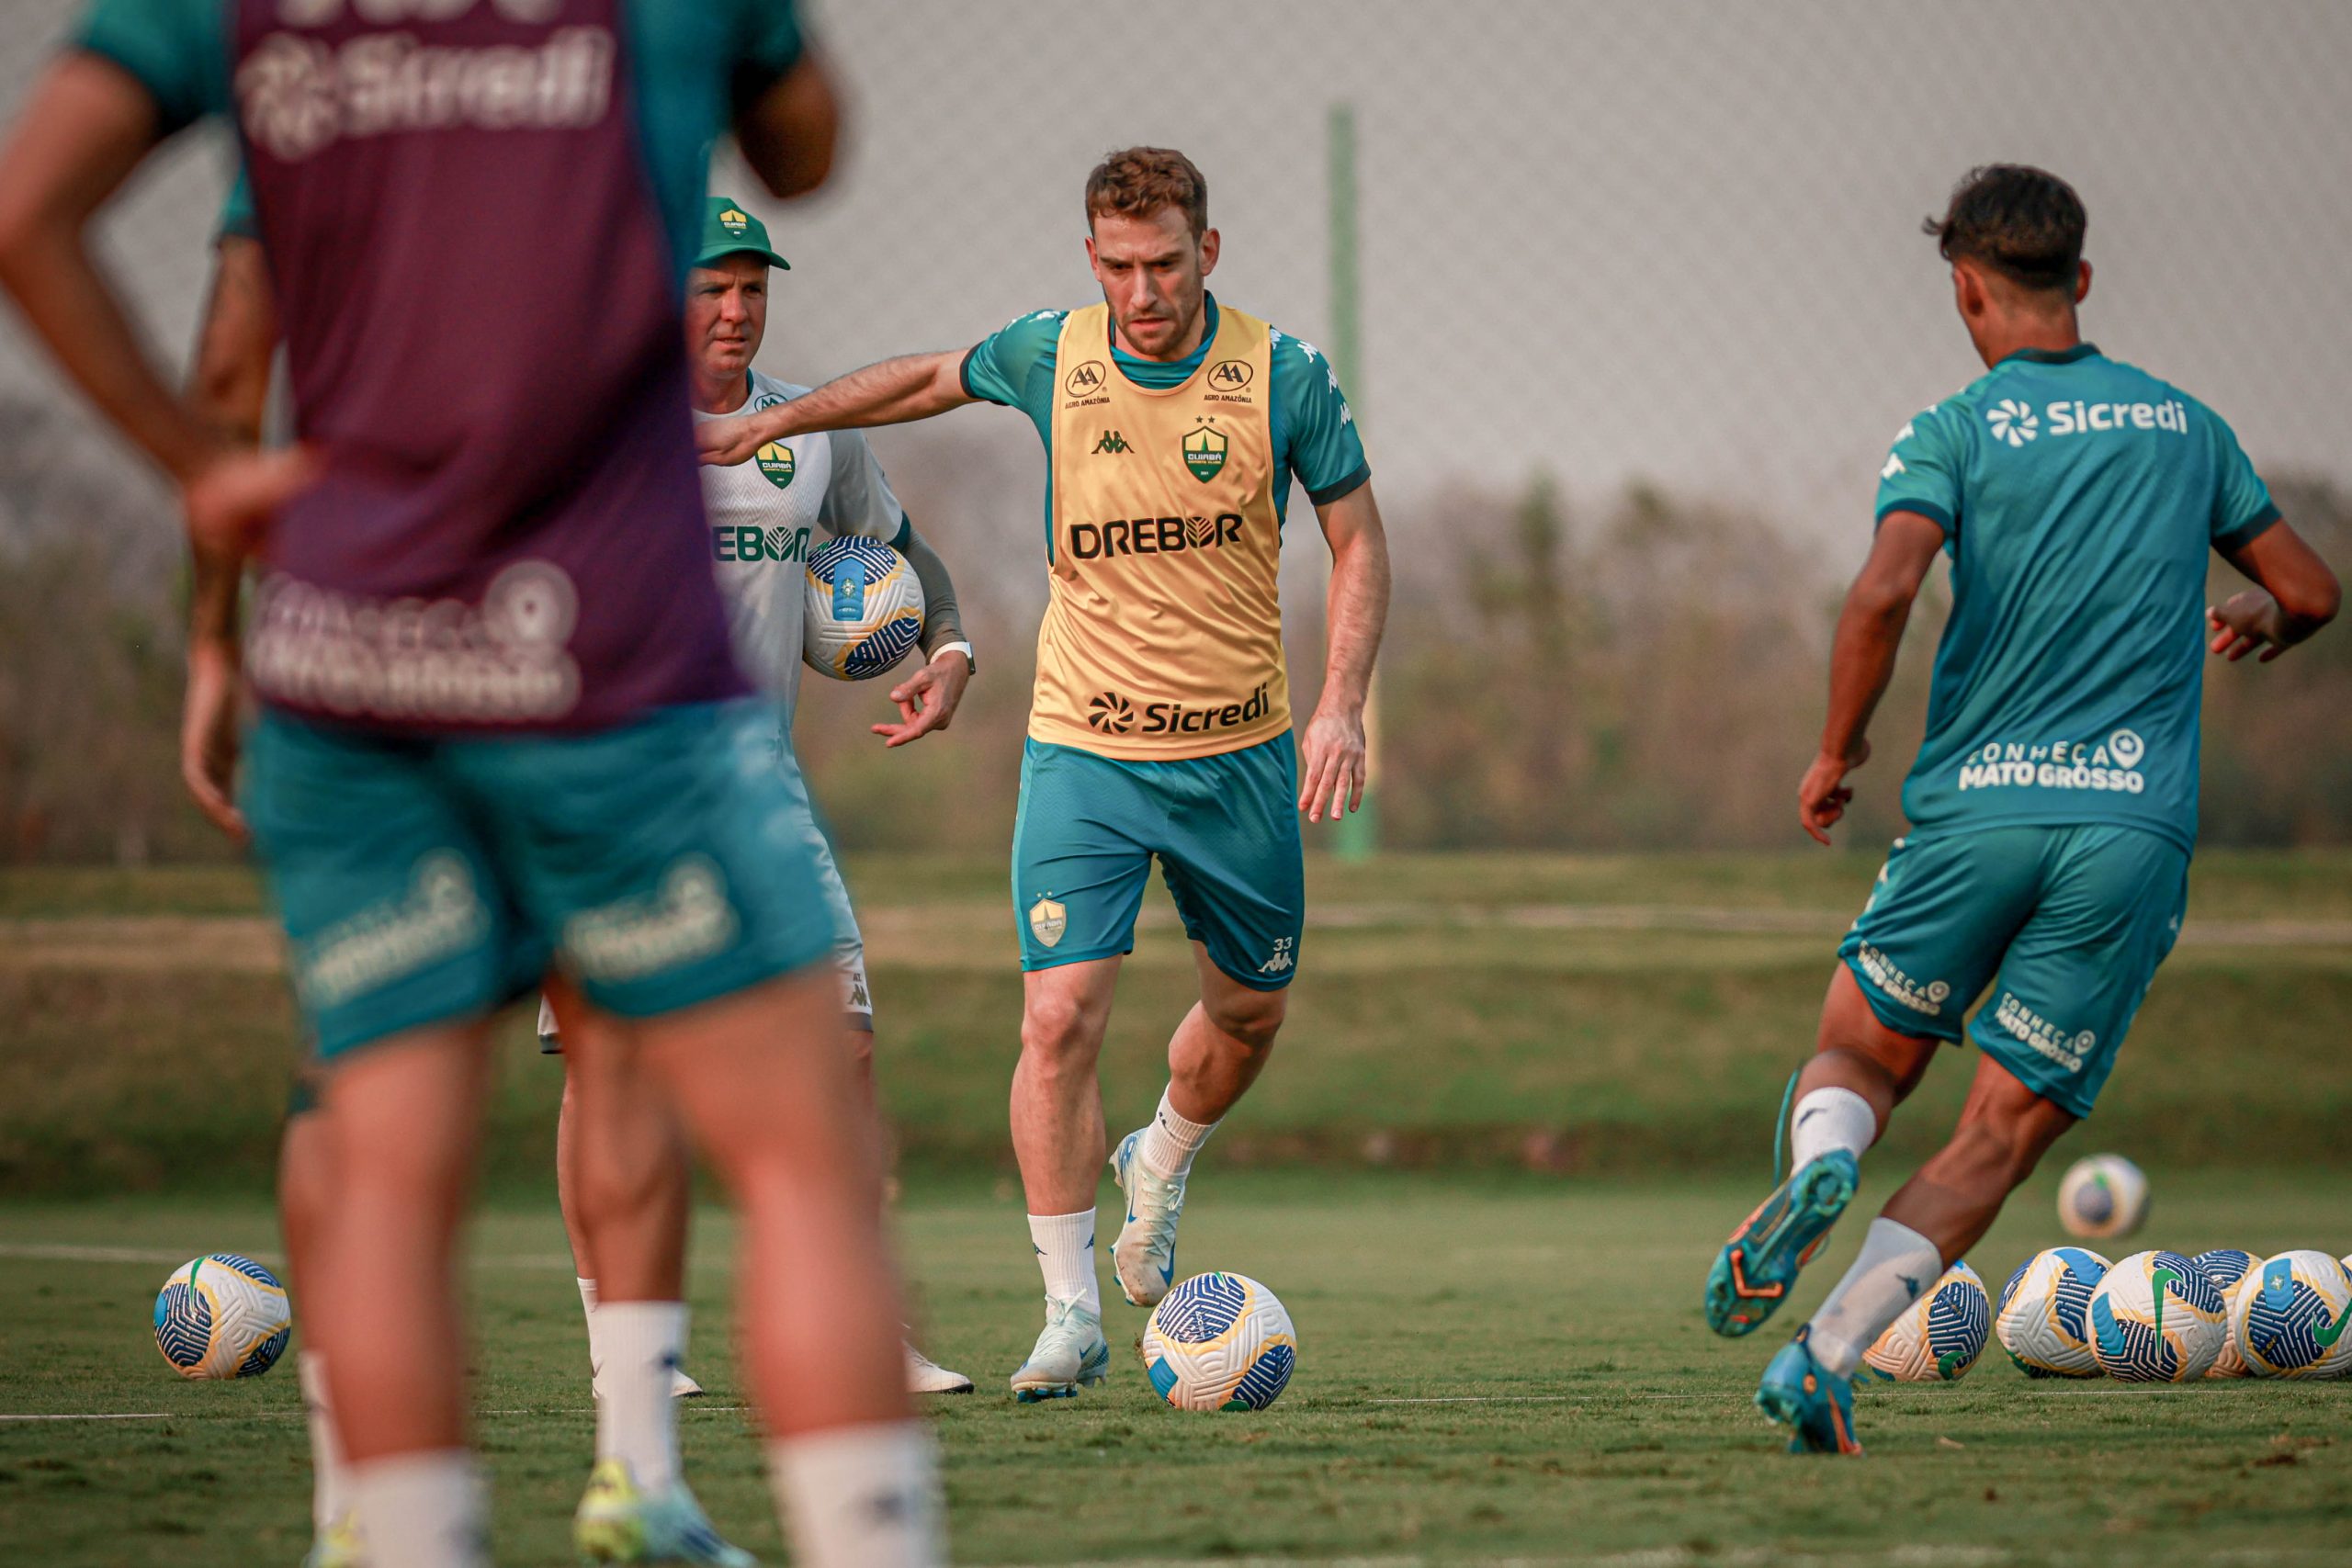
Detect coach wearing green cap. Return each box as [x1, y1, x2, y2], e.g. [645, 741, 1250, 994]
[542, 196, 980, 1428]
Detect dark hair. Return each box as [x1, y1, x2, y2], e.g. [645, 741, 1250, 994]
[1923, 164, 2086, 291]
[1084, 147, 1208, 237]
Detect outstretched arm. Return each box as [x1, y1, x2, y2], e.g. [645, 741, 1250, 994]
[1298, 482, 1392, 823]
[2210, 520, 2339, 662]
[1802, 511, 1947, 845]
[698, 350, 976, 466]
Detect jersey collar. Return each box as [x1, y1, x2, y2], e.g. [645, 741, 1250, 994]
[1999, 342, 2101, 367]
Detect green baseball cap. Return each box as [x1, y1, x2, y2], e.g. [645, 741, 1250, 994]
[695, 197, 790, 271]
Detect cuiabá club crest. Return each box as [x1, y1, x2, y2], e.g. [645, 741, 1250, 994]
[1182, 423, 1227, 483]
[756, 441, 796, 491]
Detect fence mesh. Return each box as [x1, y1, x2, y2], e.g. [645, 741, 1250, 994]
[2, 0, 2348, 860]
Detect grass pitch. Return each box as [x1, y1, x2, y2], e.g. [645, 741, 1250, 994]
[2, 1173, 2348, 1567]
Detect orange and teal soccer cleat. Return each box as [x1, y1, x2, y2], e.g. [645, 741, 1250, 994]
[1705, 1148, 1860, 1337]
[1756, 1325, 1864, 1456]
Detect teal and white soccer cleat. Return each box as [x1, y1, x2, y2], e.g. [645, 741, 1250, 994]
[573, 1458, 755, 1566]
[1705, 1148, 1860, 1337]
[1109, 1127, 1185, 1308]
[301, 1513, 365, 1568]
[1008, 1298, 1110, 1403]
[1756, 1325, 1864, 1455]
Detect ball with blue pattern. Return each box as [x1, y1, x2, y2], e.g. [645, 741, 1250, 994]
[154, 1254, 291, 1380]
[1141, 1271, 1297, 1412]
[2087, 1249, 2228, 1382]
[2194, 1248, 2261, 1378]
[801, 536, 925, 682]
[2236, 1250, 2352, 1380]
[1996, 1247, 2111, 1378]
[1860, 1259, 1991, 1382]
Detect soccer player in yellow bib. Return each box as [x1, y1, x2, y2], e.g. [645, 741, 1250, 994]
[700, 147, 1391, 1398]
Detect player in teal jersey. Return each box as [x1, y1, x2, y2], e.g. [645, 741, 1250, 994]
[1701, 166, 2338, 1455]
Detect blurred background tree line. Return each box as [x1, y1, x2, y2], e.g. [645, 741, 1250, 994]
[4, 385, 2345, 866]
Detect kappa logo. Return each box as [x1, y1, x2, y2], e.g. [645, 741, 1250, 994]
[1065, 360, 1107, 398]
[1257, 936, 1295, 976]
[1092, 430, 1131, 455]
[1986, 400, 2038, 446]
[1028, 896, 1069, 949]
[1182, 422, 1227, 482]
[1087, 691, 1137, 734]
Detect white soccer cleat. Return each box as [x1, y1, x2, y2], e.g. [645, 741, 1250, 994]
[670, 1365, 705, 1399]
[1008, 1299, 1109, 1402]
[300, 1512, 365, 1568]
[906, 1340, 973, 1394]
[1109, 1127, 1185, 1308]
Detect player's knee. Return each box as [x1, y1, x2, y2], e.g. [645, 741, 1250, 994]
[1020, 990, 1101, 1067]
[1206, 986, 1285, 1053]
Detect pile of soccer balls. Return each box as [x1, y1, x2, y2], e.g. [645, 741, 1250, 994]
[1857, 1153, 2352, 1385]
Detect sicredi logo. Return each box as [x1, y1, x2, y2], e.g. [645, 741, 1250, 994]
[1988, 397, 2189, 448]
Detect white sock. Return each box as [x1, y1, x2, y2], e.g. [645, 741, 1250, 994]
[1788, 1087, 1876, 1171]
[1027, 1209, 1099, 1315]
[297, 1351, 350, 1533]
[766, 1422, 944, 1568]
[596, 1301, 686, 1492]
[1137, 1086, 1218, 1179]
[348, 1450, 489, 1568]
[1806, 1217, 1943, 1376]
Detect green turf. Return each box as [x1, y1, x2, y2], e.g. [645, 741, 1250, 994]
[2, 1174, 2347, 1566]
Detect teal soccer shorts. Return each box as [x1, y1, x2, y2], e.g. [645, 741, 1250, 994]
[1837, 824, 2189, 1118]
[1012, 733, 1304, 989]
[244, 700, 837, 1059]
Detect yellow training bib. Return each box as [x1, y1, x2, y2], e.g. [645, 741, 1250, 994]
[1035, 302, 1287, 760]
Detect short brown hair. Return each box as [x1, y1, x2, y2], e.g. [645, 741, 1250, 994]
[1084, 147, 1207, 237]
[1924, 164, 2086, 292]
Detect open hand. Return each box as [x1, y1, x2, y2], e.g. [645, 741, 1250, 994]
[180, 637, 247, 843]
[1296, 705, 1368, 823]
[1798, 739, 1871, 846]
[871, 649, 970, 747]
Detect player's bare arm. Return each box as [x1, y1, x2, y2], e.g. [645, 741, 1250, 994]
[2209, 520, 2339, 662]
[0, 56, 315, 555]
[179, 232, 278, 843]
[699, 349, 974, 466]
[1298, 481, 1392, 822]
[1800, 511, 1947, 844]
[735, 47, 841, 200]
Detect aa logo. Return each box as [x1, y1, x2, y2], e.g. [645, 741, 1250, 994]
[1182, 423, 1227, 483]
[1065, 360, 1106, 398]
[1087, 691, 1136, 734]
[1206, 358, 1253, 392]
[755, 441, 796, 490]
[1092, 430, 1131, 455]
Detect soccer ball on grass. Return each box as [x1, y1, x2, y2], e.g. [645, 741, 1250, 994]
[1860, 1260, 1991, 1382]
[1995, 1246, 2109, 1378]
[153, 1253, 290, 1379]
[2087, 1249, 2227, 1382]
[1140, 1272, 1296, 1412]
[2192, 1248, 2259, 1379]
[2235, 1250, 2352, 1380]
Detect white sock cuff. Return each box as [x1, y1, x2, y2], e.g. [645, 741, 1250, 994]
[576, 1276, 600, 1314]
[349, 1450, 488, 1568]
[1154, 1087, 1216, 1143]
[1806, 1217, 1942, 1378]
[1788, 1086, 1877, 1169]
[767, 1421, 944, 1568]
[1139, 1087, 1218, 1178]
[1027, 1208, 1099, 1311]
[298, 1348, 329, 1408]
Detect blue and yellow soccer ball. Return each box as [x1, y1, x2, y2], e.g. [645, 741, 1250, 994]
[2087, 1249, 2228, 1382]
[2192, 1248, 2260, 1378]
[153, 1254, 290, 1380]
[2056, 1153, 2149, 1240]
[1996, 1246, 2111, 1378]
[1860, 1260, 1991, 1382]
[802, 537, 925, 681]
[1141, 1272, 1296, 1412]
[2236, 1250, 2352, 1380]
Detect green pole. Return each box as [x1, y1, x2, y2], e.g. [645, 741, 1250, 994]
[1328, 100, 1378, 862]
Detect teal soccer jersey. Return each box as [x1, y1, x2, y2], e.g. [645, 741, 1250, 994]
[1874, 344, 2278, 852]
[959, 295, 1370, 542]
